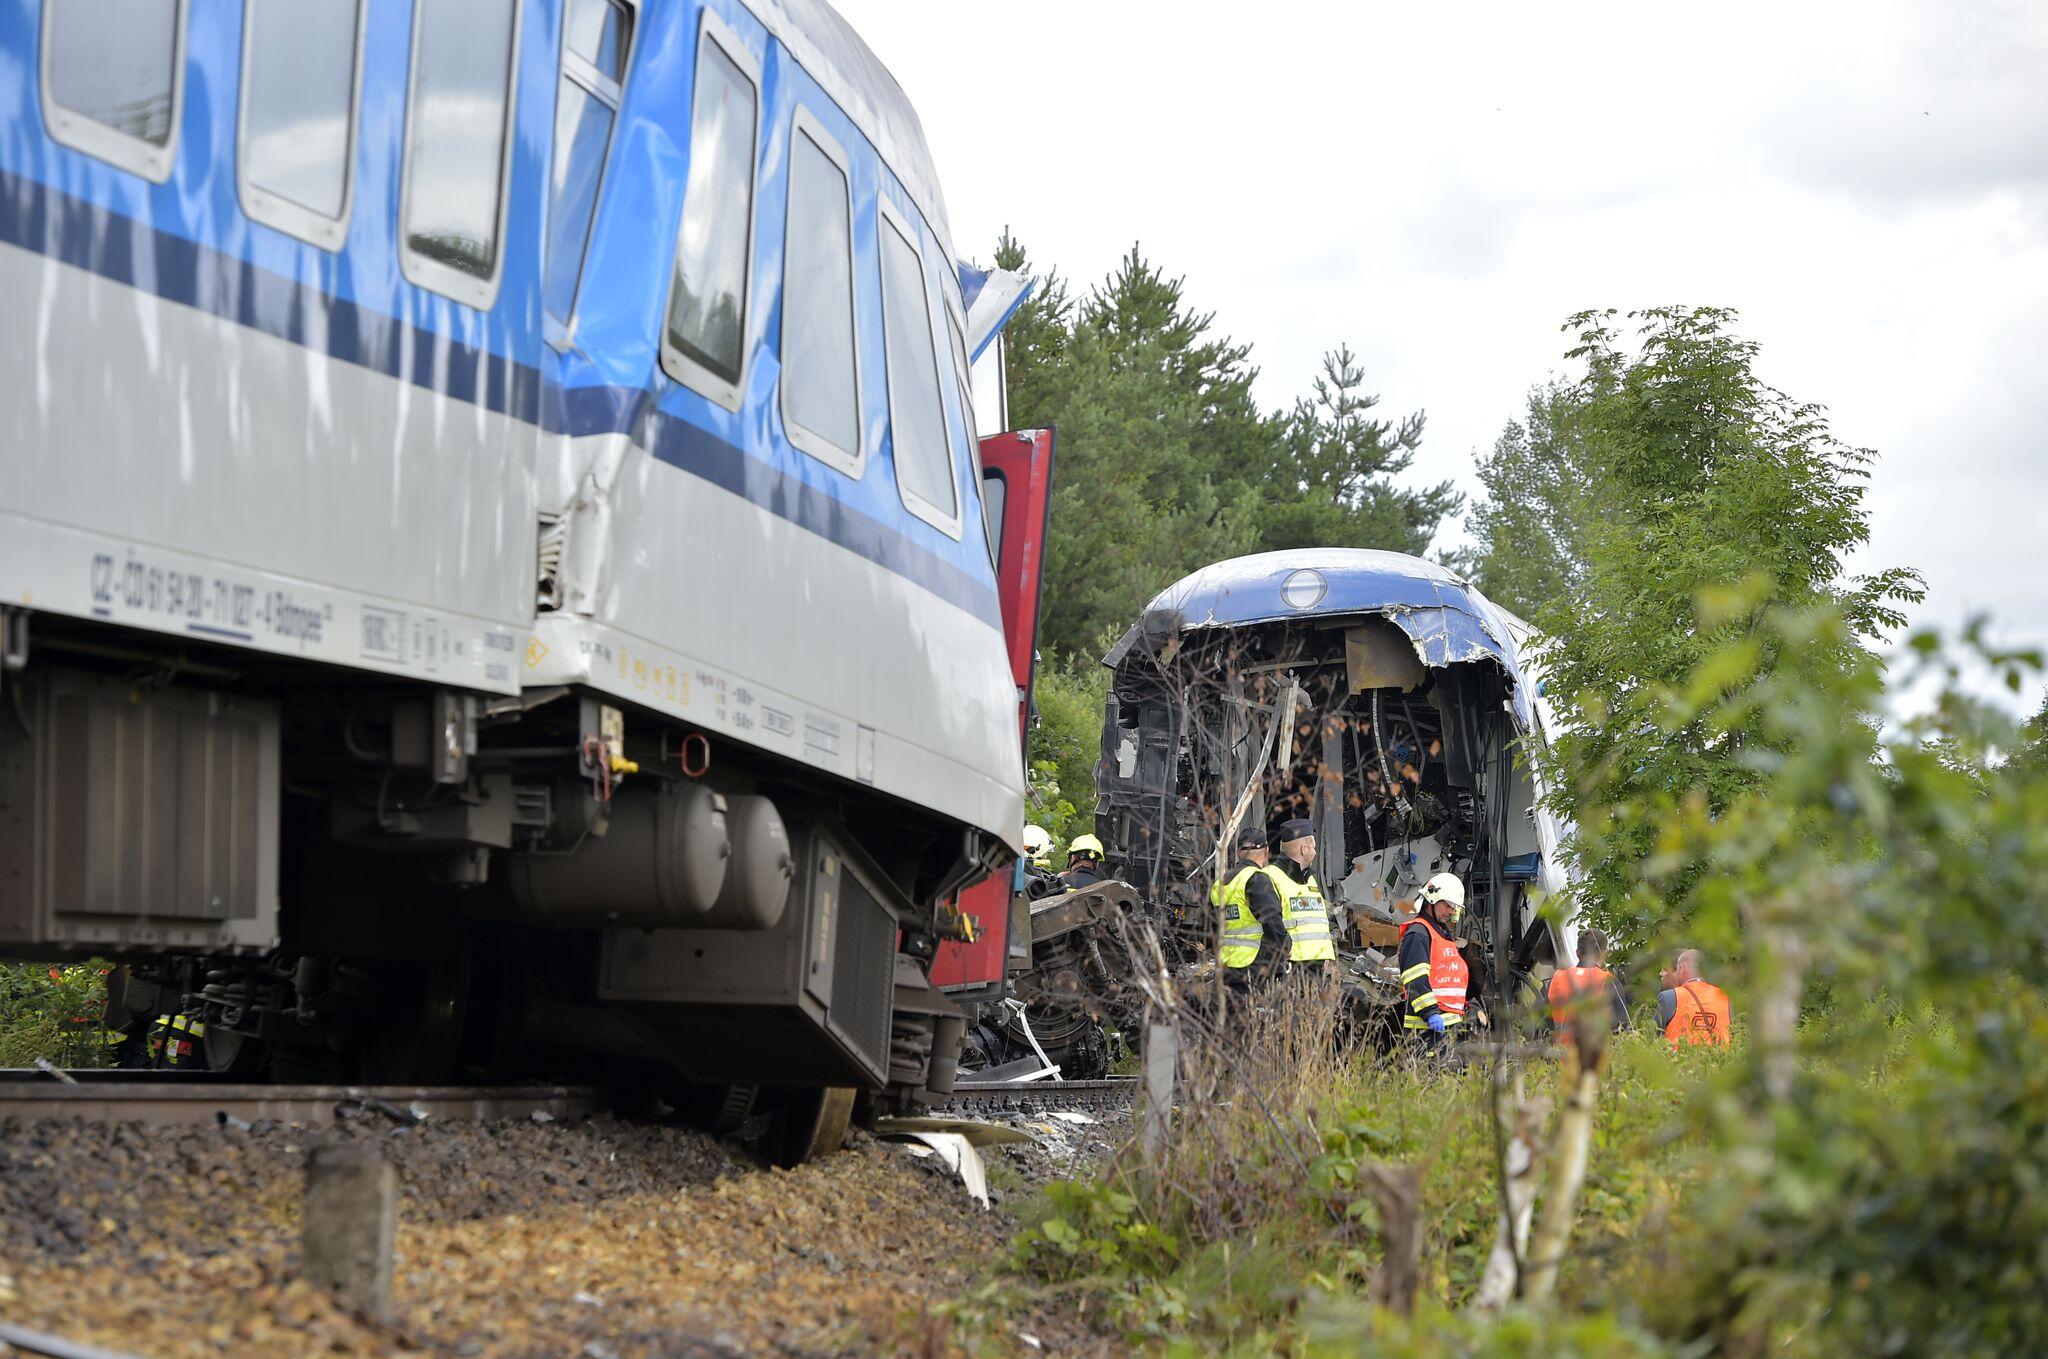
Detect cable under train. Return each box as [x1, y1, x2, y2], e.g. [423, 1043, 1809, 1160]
[0, 0, 1053, 1159]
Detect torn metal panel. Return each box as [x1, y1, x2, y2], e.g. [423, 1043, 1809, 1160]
[1105, 549, 1535, 727]
[957, 264, 1036, 364]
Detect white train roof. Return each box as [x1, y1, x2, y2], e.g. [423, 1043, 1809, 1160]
[741, 0, 956, 264]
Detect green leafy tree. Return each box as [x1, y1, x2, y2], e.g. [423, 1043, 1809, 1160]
[1025, 654, 1110, 847]
[2007, 691, 2048, 777]
[1596, 608, 2048, 1358]
[1456, 382, 1596, 619]
[1533, 307, 1923, 936]
[1253, 344, 1460, 556]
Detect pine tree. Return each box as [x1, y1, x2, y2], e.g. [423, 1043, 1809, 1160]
[1253, 344, 1459, 556]
[999, 240, 1270, 658]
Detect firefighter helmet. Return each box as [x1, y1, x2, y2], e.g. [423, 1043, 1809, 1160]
[1419, 872, 1466, 923]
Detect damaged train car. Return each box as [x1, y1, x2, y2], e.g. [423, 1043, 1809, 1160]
[1095, 549, 1575, 1023]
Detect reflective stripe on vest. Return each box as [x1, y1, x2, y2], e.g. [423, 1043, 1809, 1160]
[1547, 966, 1613, 1044]
[1401, 918, 1469, 1030]
[1213, 864, 1289, 969]
[1664, 980, 1732, 1047]
[1279, 869, 1336, 962]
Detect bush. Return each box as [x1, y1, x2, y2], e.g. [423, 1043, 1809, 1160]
[0, 961, 116, 1068]
[1026, 654, 1109, 848]
[1013, 1179, 1181, 1284]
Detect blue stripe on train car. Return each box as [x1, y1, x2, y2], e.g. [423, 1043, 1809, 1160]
[0, 0, 1002, 631]
[0, 167, 1000, 629]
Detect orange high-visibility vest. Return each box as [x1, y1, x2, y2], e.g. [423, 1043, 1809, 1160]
[1664, 980, 1732, 1047]
[1546, 965, 1613, 1044]
[1400, 918, 1469, 1021]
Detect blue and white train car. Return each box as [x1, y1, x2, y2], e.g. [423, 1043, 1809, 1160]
[1097, 549, 1578, 1008]
[0, 0, 1048, 1142]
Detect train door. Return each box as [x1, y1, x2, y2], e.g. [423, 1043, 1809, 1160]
[929, 427, 1056, 993]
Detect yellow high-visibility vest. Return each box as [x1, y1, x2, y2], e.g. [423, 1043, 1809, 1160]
[1211, 863, 1291, 968]
[1275, 867, 1336, 962]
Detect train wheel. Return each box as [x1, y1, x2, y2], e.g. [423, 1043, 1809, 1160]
[357, 956, 472, 1084]
[767, 1086, 855, 1168]
[202, 1025, 269, 1076]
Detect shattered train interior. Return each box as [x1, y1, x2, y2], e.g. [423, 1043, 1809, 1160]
[1093, 552, 1571, 1024]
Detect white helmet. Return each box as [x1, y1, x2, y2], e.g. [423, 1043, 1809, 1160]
[1419, 873, 1466, 921]
[1022, 825, 1053, 861]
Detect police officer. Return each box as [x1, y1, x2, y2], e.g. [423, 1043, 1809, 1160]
[1213, 826, 1293, 987]
[1273, 818, 1336, 975]
[1061, 833, 1108, 889]
[1398, 873, 1470, 1048]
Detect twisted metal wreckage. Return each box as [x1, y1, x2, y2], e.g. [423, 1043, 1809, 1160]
[965, 549, 1580, 1077]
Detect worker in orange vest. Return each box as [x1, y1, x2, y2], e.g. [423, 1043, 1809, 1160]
[1546, 928, 1629, 1045]
[1656, 948, 1733, 1047]
[1398, 873, 1469, 1048]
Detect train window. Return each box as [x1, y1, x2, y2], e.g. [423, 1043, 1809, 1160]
[780, 112, 860, 473]
[945, 309, 976, 454]
[545, 0, 634, 324]
[982, 468, 1007, 570]
[878, 205, 959, 534]
[660, 15, 759, 412]
[564, 0, 629, 74]
[39, 0, 186, 183]
[400, 0, 521, 309]
[238, 0, 365, 250]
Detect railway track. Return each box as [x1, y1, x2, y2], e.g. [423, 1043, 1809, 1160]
[0, 1319, 150, 1359]
[937, 1075, 1138, 1115]
[0, 1067, 1132, 1127]
[0, 1069, 599, 1127]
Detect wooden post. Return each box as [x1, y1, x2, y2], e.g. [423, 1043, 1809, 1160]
[1474, 1073, 1549, 1310]
[304, 1145, 397, 1321]
[1364, 1162, 1423, 1314]
[1140, 1021, 1178, 1162]
[1523, 1012, 1610, 1305]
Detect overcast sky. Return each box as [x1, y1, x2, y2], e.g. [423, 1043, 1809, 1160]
[835, 0, 2048, 710]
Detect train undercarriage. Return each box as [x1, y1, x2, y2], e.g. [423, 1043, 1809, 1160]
[0, 607, 988, 1158]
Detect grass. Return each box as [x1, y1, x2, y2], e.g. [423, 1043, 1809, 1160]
[979, 977, 1723, 1355]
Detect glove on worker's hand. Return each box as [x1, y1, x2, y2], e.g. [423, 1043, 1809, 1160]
[1426, 1011, 1447, 1035]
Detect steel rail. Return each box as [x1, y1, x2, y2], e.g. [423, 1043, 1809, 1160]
[0, 1319, 151, 1359]
[936, 1076, 1138, 1115]
[0, 1072, 600, 1126]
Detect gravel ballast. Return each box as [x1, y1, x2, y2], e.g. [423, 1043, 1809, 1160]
[0, 1105, 1123, 1358]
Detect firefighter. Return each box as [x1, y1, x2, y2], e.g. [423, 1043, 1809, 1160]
[1213, 825, 1292, 986]
[146, 1011, 207, 1069]
[1061, 833, 1108, 888]
[1273, 818, 1336, 974]
[1657, 948, 1733, 1047]
[1399, 873, 1469, 1047]
[1546, 928, 1629, 1047]
[1021, 824, 1054, 873]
